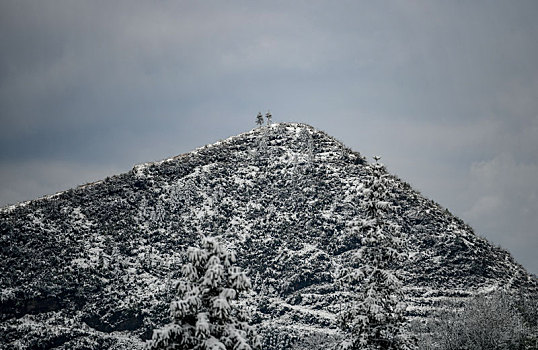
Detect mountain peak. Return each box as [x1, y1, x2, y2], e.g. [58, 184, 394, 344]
[132, 122, 364, 186]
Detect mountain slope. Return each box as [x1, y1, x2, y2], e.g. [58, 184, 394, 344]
[1, 123, 536, 349]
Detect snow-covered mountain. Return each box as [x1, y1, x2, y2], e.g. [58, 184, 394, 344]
[1, 123, 536, 349]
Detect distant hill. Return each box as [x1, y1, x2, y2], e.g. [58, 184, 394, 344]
[1, 123, 536, 349]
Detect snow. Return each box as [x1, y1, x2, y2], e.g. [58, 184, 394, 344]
[275, 299, 336, 321]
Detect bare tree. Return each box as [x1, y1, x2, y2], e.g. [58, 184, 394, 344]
[418, 290, 534, 350]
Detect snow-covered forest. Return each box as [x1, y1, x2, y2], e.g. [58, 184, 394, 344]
[1, 123, 537, 349]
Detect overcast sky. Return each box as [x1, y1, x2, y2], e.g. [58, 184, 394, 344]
[1, 1, 537, 274]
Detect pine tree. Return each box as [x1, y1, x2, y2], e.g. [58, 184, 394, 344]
[149, 235, 261, 350]
[337, 156, 409, 350]
[256, 113, 264, 127]
[265, 111, 272, 125]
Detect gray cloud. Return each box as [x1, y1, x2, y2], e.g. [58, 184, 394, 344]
[0, 159, 122, 207]
[464, 153, 538, 271]
[1, 0, 537, 273]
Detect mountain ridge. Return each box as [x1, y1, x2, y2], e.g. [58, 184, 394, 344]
[1, 122, 536, 349]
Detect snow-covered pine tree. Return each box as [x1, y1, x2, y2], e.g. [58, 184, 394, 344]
[256, 113, 264, 127]
[265, 111, 272, 125]
[149, 235, 261, 350]
[337, 156, 409, 350]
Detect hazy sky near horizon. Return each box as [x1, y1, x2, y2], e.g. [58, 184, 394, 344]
[1, 1, 537, 274]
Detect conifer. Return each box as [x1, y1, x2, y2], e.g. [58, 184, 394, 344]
[149, 235, 260, 350]
[337, 157, 409, 350]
